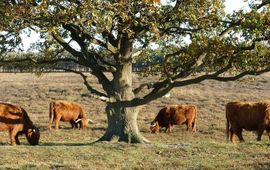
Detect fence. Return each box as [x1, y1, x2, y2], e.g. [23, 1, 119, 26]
[0, 62, 146, 73]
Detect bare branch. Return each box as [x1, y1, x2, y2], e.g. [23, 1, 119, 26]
[51, 30, 82, 58]
[219, 19, 242, 37]
[133, 82, 154, 95]
[256, 0, 270, 9]
[213, 67, 270, 81]
[56, 68, 109, 102]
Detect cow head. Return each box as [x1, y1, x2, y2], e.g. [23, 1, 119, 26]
[25, 127, 40, 145]
[81, 118, 88, 129]
[75, 118, 88, 129]
[150, 121, 160, 133]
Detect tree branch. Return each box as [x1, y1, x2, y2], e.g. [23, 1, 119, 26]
[58, 68, 109, 102]
[51, 30, 82, 58]
[256, 0, 270, 9]
[213, 67, 270, 81]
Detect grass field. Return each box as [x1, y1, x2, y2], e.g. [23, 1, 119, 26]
[0, 72, 269, 169]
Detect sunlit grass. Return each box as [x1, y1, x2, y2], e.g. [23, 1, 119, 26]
[0, 73, 269, 169]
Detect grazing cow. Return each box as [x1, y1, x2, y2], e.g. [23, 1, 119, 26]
[226, 101, 270, 143]
[48, 100, 88, 130]
[150, 105, 197, 133]
[0, 103, 40, 145]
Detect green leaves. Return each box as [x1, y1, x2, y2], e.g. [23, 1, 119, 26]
[0, 0, 269, 79]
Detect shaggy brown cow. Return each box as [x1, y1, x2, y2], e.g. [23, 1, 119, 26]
[226, 101, 270, 143]
[48, 100, 88, 130]
[150, 105, 197, 133]
[0, 103, 40, 145]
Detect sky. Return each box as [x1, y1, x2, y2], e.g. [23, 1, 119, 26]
[21, 0, 249, 51]
[224, 0, 249, 14]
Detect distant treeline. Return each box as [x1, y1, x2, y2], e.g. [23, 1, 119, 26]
[0, 61, 151, 73]
[0, 52, 163, 73]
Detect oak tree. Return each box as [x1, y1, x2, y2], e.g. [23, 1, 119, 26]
[0, 0, 269, 143]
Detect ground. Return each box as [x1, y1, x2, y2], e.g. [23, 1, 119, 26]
[0, 72, 269, 169]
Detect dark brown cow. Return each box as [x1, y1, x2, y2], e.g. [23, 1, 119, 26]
[0, 103, 40, 145]
[150, 105, 197, 133]
[48, 100, 88, 130]
[226, 101, 270, 143]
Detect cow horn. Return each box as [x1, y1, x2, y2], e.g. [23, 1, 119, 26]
[150, 122, 157, 127]
[75, 119, 82, 123]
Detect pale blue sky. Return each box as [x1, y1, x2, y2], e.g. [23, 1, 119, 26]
[21, 0, 248, 51]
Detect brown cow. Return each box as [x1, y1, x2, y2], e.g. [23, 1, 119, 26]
[150, 105, 197, 133]
[48, 100, 88, 130]
[226, 101, 270, 143]
[0, 103, 40, 145]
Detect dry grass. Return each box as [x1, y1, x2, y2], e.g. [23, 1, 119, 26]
[0, 72, 270, 169]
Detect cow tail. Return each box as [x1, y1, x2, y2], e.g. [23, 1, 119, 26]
[48, 102, 54, 129]
[192, 106, 197, 132]
[225, 106, 230, 141]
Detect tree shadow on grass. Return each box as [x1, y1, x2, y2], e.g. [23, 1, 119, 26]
[0, 142, 9, 146]
[38, 125, 82, 132]
[91, 127, 106, 131]
[40, 141, 97, 147]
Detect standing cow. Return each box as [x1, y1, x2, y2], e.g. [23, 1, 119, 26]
[0, 103, 40, 145]
[150, 105, 197, 133]
[48, 100, 88, 130]
[226, 101, 270, 143]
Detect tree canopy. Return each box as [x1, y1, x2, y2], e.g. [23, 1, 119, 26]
[0, 0, 269, 143]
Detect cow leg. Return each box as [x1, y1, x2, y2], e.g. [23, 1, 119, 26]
[257, 124, 264, 141]
[9, 129, 18, 146]
[54, 115, 61, 130]
[191, 121, 196, 132]
[70, 121, 76, 129]
[15, 133, 20, 145]
[266, 129, 270, 141]
[48, 118, 54, 130]
[236, 128, 244, 142]
[230, 128, 236, 143]
[165, 124, 172, 133]
[168, 125, 172, 133]
[231, 125, 244, 142]
[187, 120, 194, 131]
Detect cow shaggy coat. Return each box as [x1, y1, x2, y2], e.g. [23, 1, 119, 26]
[226, 101, 270, 143]
[0, 103, 40, 145]
[48, 100, 88, 130]
[150, 105, 197, 133]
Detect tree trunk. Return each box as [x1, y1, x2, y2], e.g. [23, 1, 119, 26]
[98, 103, 149, 143]
[98, 59, 149, 143]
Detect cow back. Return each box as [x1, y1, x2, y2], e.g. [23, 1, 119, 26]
[155, 105, 197, 126]
[226, 102, 268, 130]
[52, 100, 82, 120]
[0, 103, 24, 129]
